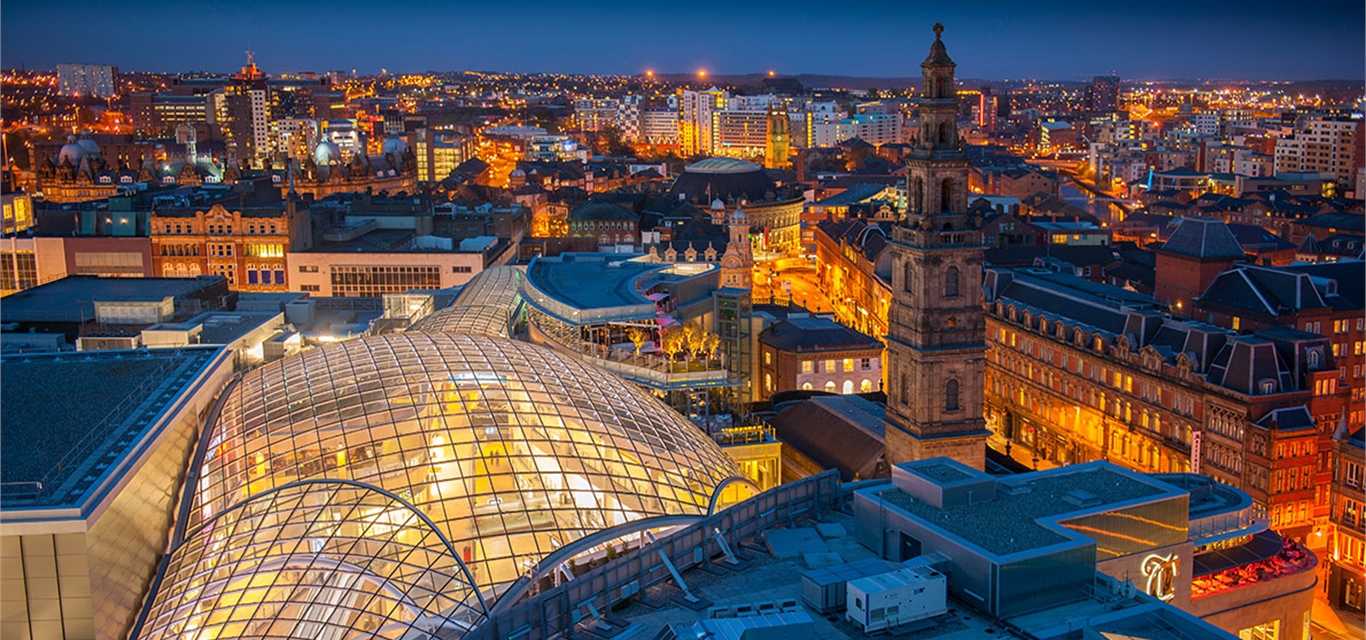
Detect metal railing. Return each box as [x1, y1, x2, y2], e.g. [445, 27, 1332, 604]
[463, 469, 841, 640]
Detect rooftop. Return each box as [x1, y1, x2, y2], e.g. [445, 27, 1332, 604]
[525, 254, 658, 312]
[0, 347, 221, 511]
[880, 462, 1179, 557]
[759, 316, 883, 353]
[0, 276, 227, 325]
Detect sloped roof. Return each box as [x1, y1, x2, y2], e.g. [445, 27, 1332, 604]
[1160, 217, 1247, 259]
[769, 395, 888, 481]
[759, 316, 882, 353]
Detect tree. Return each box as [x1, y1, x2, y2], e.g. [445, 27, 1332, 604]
[682, 323, 707, 358]
[660, 326, 687, 361]
[626, 326, 651, 354]
[597, 125, 633, 157]
[703, 333, 721, 359]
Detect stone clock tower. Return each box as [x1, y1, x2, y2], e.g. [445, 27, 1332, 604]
[884, 24, 989, 470]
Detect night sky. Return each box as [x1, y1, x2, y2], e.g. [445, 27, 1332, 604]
[2, 0, 1362, 80]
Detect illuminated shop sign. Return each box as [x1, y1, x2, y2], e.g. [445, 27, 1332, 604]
[1142, 553, 1179, 602]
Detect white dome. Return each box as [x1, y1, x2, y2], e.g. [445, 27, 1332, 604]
[313, 140, 342, 165]
[381, 136, 408, 158]
[56, 136, 85, 166]
[76, 138, 101, 159]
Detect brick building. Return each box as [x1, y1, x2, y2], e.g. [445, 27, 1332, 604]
[757, 315, 883, 398]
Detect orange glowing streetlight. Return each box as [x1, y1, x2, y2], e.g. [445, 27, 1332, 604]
[645, 70, 655, 78]
[768, 70, 775, 77]
[697, 69, 707, 79]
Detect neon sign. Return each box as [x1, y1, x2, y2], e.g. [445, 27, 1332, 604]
[1142, 553, 1179, 602]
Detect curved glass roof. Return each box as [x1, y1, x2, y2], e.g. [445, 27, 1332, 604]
[140, 480, 486, 640]
[177, 332, 741, 612]
[409, 266, 525, 337]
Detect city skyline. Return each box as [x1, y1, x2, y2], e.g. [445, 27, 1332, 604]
[2, 0, 1363, 80]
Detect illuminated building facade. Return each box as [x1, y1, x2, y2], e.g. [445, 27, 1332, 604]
[222, 56, 270, 167]
[667, 158, 803, 255]
[149, 181, 307, 291]
[679, 88, 727, 156]
[413, 128, 474, 182]
[56, 63, 117, 98]
[982, 265, 1345, 541]
[1329, 427, 1365, 614]
[813, 217, 892, 342]
[765, 105, 791, 169]
[883, 24, 990, 470]
[757, 315, 883, 397]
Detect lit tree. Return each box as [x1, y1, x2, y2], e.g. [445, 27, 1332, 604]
[660, 326, 687, 361]
[626, 326, 651, 355]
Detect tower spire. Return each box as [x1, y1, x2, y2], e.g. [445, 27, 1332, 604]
[884, 23, 989, 470]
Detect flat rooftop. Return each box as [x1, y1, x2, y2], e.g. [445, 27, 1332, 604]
[525, 254, 661, 312]
[151, 311, 281, 345]
[882, 464, 1175, 556]
[606, 509, 1224, 640]
[611, 511, 1035, 640]
[0, 347, 221, 510]
[0, 276, 225, 324]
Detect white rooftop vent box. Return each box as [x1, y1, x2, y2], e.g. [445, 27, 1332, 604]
[846, 566, 947, 633]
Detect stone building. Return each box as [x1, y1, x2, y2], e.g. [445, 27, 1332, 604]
[883, 24, 990, 470]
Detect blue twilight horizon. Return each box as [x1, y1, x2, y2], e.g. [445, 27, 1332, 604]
[1, 0, 1362, 81]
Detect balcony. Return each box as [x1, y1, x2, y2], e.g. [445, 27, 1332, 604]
[527, 323, 730, 391]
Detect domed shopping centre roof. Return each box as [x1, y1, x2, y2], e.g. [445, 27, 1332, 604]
[137, 329, 746, 638]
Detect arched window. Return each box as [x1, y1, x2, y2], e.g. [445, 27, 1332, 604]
[801, 382, 813, 391]
[903, 259, 914, 294]
[938, 122, 950, 145]
[764, 373, 773, 393]
[824, 381, 837, 394]
[1307, 349, 1322, 369]
[900, 374, 909, 405]
[860, 380, 873, 393]
[842, 380, 854, 395]
[944, 266, 960, 298]
[941, 178, 953, 212]
[945, 379, 960, 411]
[913, 178, 924, 213]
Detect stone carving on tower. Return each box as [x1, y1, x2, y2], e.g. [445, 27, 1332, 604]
[883, 23, 990, 470]
[719, 207, 754, 290]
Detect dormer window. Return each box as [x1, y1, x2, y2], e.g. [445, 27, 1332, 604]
[1258, 379, 1277, 394]
[1307, 348, 1323, 369]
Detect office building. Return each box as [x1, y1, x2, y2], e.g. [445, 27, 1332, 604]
[56, 63, 117, 98]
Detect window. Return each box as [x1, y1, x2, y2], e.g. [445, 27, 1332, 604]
[842, 380, 854, 394]
[824, 381, 837, 393]
[801, 360, 813, 374]
[860, 380, 873, 393]
[764, 352, 772, 366]
[945, 379, 960, 411]
[764, 373, 773, 393]
[452, 266, 473, 273]
[944, 266, 960, 298]
[299, 265, 320, 273]
[900, 374, 909, 406]
[300, 284, 320, 292]
[860, 358, 872, 370]
[801, 382, 813, 391]
[825, 359, 835, 373]
[843, 358, 854, 372]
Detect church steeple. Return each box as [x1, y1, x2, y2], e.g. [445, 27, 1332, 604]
[883, 24, 989, 470]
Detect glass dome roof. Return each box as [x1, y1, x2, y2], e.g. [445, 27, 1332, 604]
[144, 331, 744, 637]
